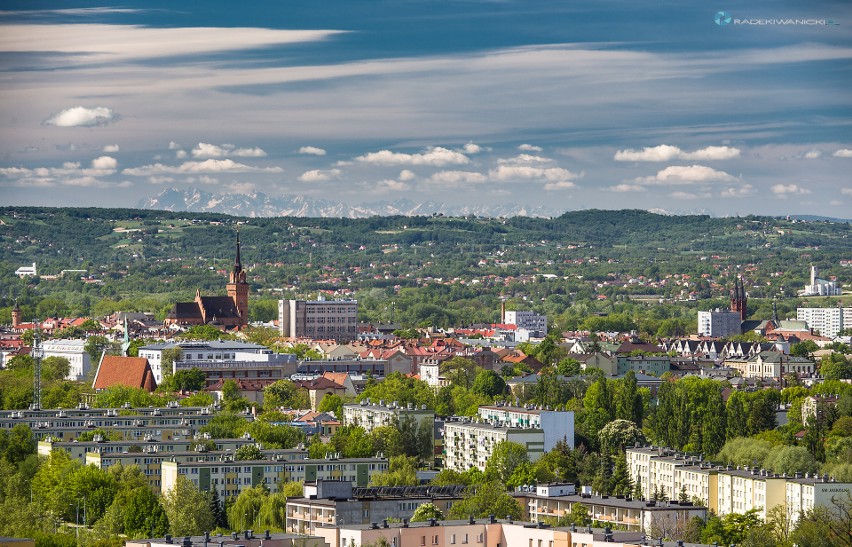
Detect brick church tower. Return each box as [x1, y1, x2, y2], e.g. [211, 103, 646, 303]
[730, 276, 747, 321]
[226, 232, 249, 327]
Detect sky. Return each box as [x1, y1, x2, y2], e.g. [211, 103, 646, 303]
[1, 0, 851, 216]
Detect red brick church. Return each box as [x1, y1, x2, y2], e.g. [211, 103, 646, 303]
[164, 233, 249, 330]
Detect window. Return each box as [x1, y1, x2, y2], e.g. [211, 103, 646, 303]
[451, 534, 456, 544]
[421, 536, 426, 546]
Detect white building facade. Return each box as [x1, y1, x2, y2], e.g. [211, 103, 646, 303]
[796, 307, 852, 338]
[697, 310, 742, 338]
[279, 298, 358, 341]
[41, 339, 92, 380]
[443, 420, 545, 472]
[477, 405, 574, 451]
[503, 311, 547, 336]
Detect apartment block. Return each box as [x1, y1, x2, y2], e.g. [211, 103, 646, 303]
[520, 490, 707, 533]
[86, 447, 308, 493]
[697, 310, 742, 338]
[343, 400, 434, 433]
[278, 298, 358, 341]
[477, 405, 574, 450]
[443, 420, 545, 472]
[40, 339, 92, 381]
[796, 307, 852, 339]
[161, 456, 388, 497]
[785, 474, 852, 526]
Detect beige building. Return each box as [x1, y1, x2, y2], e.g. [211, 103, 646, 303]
[443, 420, 545, 472]
[126, 531, 324, 547]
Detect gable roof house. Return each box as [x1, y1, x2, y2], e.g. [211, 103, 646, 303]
[92, 355, 157, 392]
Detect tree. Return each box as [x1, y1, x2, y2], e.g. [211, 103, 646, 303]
[168, 368, 206, 392]
[609, 454, 632, 497]
[0, 424, 35, 464]
[763, 445, 818, 476]
[264, 380, 310, 410]
[791, 340, 819, 359]
[179, 325, 228, 341]
[554, 503, 591, 527]
[485, 441, 529, 485]
[84, 335, 112, 365]
[411, 503, 445, 522]
[613, 370, 643, 427]
[317, 393, 344, 417]
[369, 456, 418, 487]
[161, 476, 215, 536]
[235, 444, 264, 461]
[227, 485, 266, 531]
[440, 357, 479, 390]
[448, 481, 522, 520]
[598, 419, 645, 455]
[471, 369, 506, 398]
[41, 356, 70, 382]
[821, 353, 852, 380]
[209, 485, 227, 528]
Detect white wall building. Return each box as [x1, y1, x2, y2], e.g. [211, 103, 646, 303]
[138, 340, 293, 384]
[697, 310, 742, 338]
[15, 262, 36, 277]
[41, 339, 92, 380]
[477, 405, 574, 451]
[443, 420, 545, 472]
[279, 297, 358, 341]
[797, 307, 852, 338]
[342, 400, 434, 433]
[803, 266, 842, 296]
[503, 311, 547, 336]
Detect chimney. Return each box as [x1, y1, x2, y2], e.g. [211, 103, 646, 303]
[501, 301, 506, 324]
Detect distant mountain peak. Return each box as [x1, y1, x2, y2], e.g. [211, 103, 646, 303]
[137, 188, 560, 218]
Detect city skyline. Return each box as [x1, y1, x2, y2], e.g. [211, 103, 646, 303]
[1, 0, 851, 216]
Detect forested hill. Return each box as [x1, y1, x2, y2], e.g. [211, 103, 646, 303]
[0, 207, 849, 321]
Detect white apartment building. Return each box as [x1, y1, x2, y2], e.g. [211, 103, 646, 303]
[342, 400, 434, 433]
[503, 311, 547, 336]
[477, 405, 574, 451]
[697, 310, 742, 338]
[279, 297, 358, 341]
[443, 420, 545, 472]
[138, 340, 295, 384]
[41, 339, 92, 380]
[786, 474, 852, 526]
[797, 307, 852, 338]
[716, 467, 786, 521]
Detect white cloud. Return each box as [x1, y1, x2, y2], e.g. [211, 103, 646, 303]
[489, 164, 579, 182]
[518, 144, 543, 152]
[608, 184, 646, 192]
[671, 191, 698, 200]
[185, 175, 220, 185]
[615, 145, 740, 162]
[3, 24, 345, 64]
[543, 181, 577, 191]
[376, 179, 408, 191]
[298, 146, 327, 156]
[43, 106, 117, 127]
[192, 143, 228, 158]
[356, 146, 469, 167]
[804, 150, 822, 159]
[298, 169, 341, 182]
[91, 156, 117, 171]
[498, 154, 553, 165]
[122, 159, 283, 175]
[721, 184, 754, 197]
[833, 149, 852, 158]
[399, 170, 416, 181]
[191, 142, 267, 159]
[168, 141, 182, 150]
[225, 182, 257, 194]
[462, 143, 482, 154]
[175, 150, 187, 159]
[231, 147, 266, 157]
[634, 165, 736, 185]
[772, 183, 811, 197]
[840, 188, 852, 196]
[0, 167, 34, 177]
[102, 144, 120, 153]
[429, 170, 487, 185]
[147, 176, 175, 184]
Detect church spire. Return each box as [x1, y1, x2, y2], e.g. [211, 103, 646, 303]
[233, 231, 242, 275]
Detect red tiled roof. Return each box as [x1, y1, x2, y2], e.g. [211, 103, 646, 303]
[293, 377, 344, 390]
[93, 355, 157, 392]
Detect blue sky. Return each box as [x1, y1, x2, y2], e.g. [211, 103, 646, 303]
[1, 1, 851, 216]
